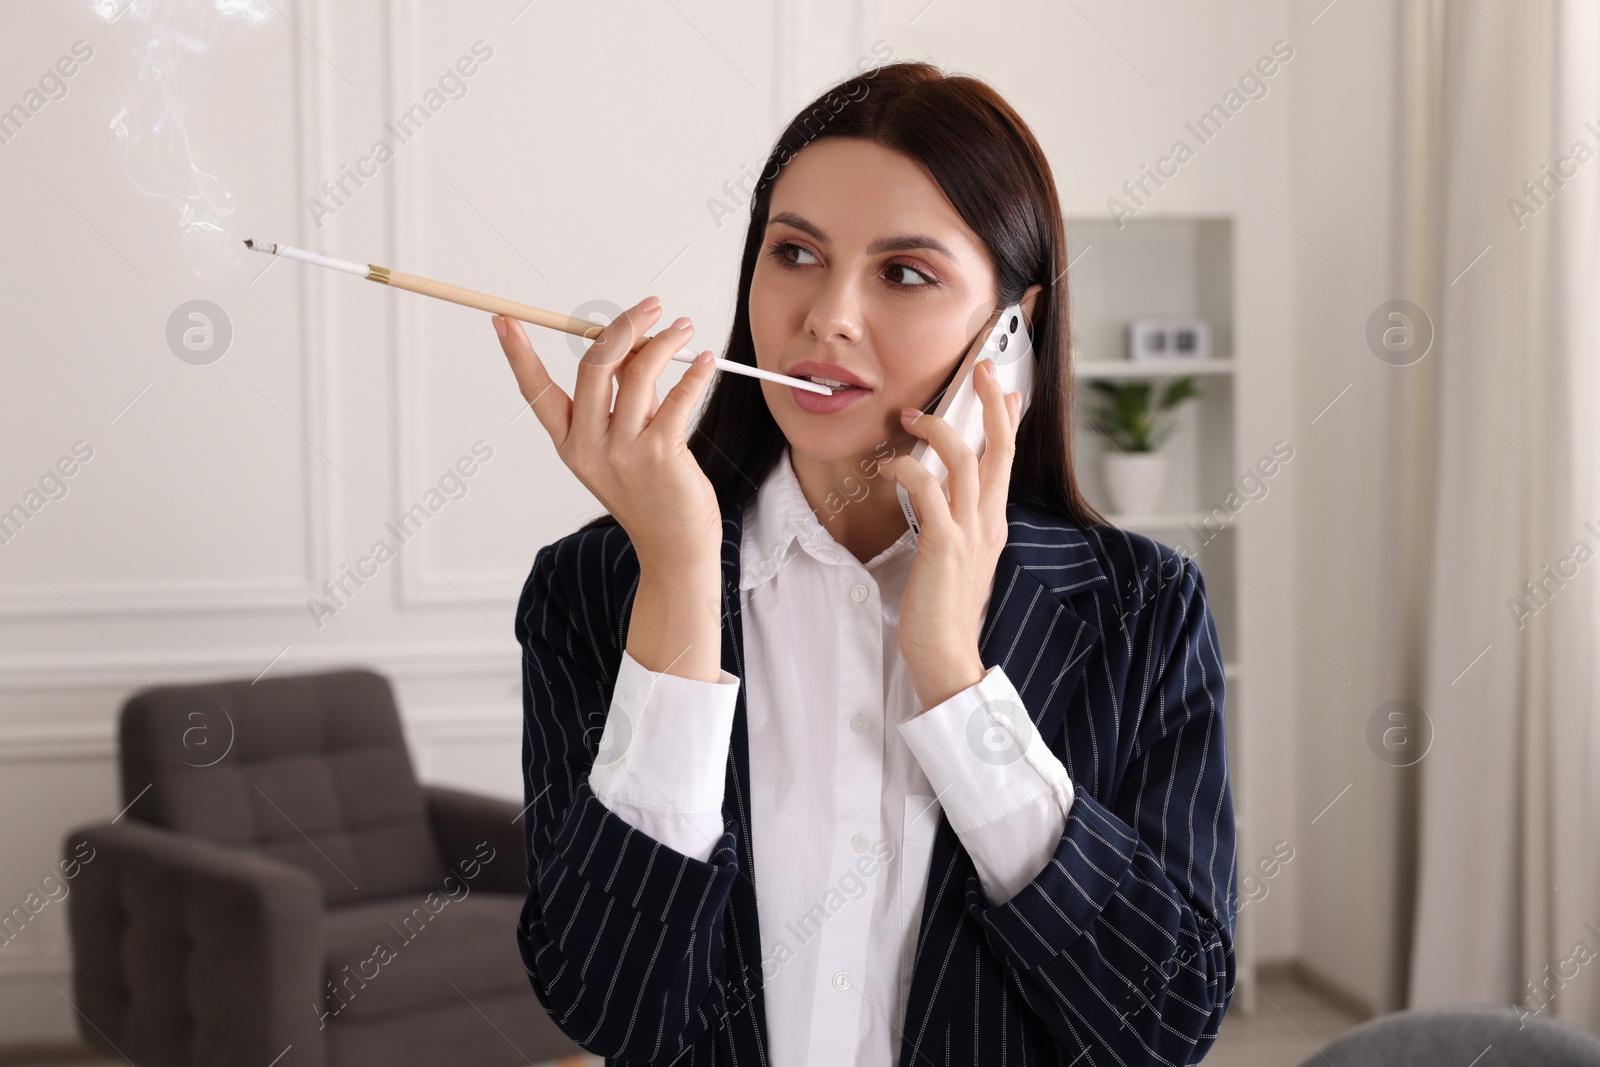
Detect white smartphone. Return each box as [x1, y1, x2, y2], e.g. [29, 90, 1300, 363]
[896, 302, 1037, 536]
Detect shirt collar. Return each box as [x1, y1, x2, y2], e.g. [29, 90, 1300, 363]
[739, 445, 917, 591]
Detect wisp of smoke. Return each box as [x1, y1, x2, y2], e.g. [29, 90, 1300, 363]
[89, 0, 270, 275]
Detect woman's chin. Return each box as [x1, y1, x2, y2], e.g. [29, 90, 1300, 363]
[781, 423, 910, 465]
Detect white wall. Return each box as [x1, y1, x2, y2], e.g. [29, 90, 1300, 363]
[0, 0, 1333, 1043]
[0, 0, 783, 1040]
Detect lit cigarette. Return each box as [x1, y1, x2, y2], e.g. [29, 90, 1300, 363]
[243, 240, 833, 395]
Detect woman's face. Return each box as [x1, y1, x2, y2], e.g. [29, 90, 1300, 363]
[748, 137, 1002, 462]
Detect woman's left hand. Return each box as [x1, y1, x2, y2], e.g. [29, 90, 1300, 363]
[879, 356, 1024, 711]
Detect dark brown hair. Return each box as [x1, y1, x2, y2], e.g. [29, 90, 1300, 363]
[582, 59, 1105, 534]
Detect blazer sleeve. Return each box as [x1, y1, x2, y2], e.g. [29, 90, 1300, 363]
[962, 554, 1236, 1067]
[514, 539, 748, 1062]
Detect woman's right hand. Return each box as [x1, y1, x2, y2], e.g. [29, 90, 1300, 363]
[494, 296, 724, 572]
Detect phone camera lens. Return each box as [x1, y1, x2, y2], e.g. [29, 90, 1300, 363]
[1009, 315, 1019, 332]
[998, 334, 1009, 352]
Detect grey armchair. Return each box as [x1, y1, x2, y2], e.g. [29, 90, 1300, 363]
[1297, 1002, 1600, 1066]
[62, 666, 584, 1066]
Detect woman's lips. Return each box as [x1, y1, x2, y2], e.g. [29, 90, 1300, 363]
[785, 361, 870, 390]
[790, 380, 871, 414]
[783, 360, 872, 413]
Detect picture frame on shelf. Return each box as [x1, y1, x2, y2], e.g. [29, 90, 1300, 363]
[1127, 315, 1212, 361]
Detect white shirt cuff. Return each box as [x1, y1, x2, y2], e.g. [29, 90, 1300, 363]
[898, 664, 1075, 904]
[587, 649, 740, 862]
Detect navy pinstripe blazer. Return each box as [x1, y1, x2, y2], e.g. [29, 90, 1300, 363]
[515, 496, 1237, 1066]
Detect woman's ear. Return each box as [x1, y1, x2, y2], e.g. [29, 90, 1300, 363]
[1019, 283, 1044, 324]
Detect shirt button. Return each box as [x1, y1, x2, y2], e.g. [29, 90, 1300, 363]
[850, 713, 869, 734]
[832, 970, 851, 990]
[852, 832, 869, 853]
[850, 583, 869, 603]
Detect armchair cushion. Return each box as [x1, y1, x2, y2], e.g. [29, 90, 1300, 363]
[319, 891, 526, 1023]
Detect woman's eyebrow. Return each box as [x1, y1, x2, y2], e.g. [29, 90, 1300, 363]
[768, 211, 956, 259]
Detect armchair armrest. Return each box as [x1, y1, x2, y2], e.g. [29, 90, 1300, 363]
[64, 820, 327, 1067]
[422, 784, 525, 895]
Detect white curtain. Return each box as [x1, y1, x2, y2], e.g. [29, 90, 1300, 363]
[1402, 0, 1600, 1028]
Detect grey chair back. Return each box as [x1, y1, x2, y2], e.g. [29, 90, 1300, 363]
[118, 667, 448, 906]
[1299, 1003, 1600, 1067]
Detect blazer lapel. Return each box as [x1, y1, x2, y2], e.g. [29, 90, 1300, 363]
[709, 497, 1110, 1064]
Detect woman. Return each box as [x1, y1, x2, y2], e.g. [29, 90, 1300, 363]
[500, 61, 1235, 1067]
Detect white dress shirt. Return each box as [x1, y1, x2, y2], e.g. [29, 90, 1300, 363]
[587, 445, 1076, 1066]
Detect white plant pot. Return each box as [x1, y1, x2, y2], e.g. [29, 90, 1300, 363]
[1102, 451, 1169, 516]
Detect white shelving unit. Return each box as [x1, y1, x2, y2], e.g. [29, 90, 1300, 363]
[1065, 216, 1256, 1013]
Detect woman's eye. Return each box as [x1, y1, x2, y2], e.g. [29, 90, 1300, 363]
[769, 240, 817, 267]
[885, 261, 936, 287]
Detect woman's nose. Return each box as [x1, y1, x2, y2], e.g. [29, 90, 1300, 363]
[803, 276, 865, 345]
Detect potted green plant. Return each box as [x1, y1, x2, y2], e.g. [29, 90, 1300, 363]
[1086, 376, 1200, 514]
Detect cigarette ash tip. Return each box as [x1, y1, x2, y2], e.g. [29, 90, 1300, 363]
[243, 239, 280, 254]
